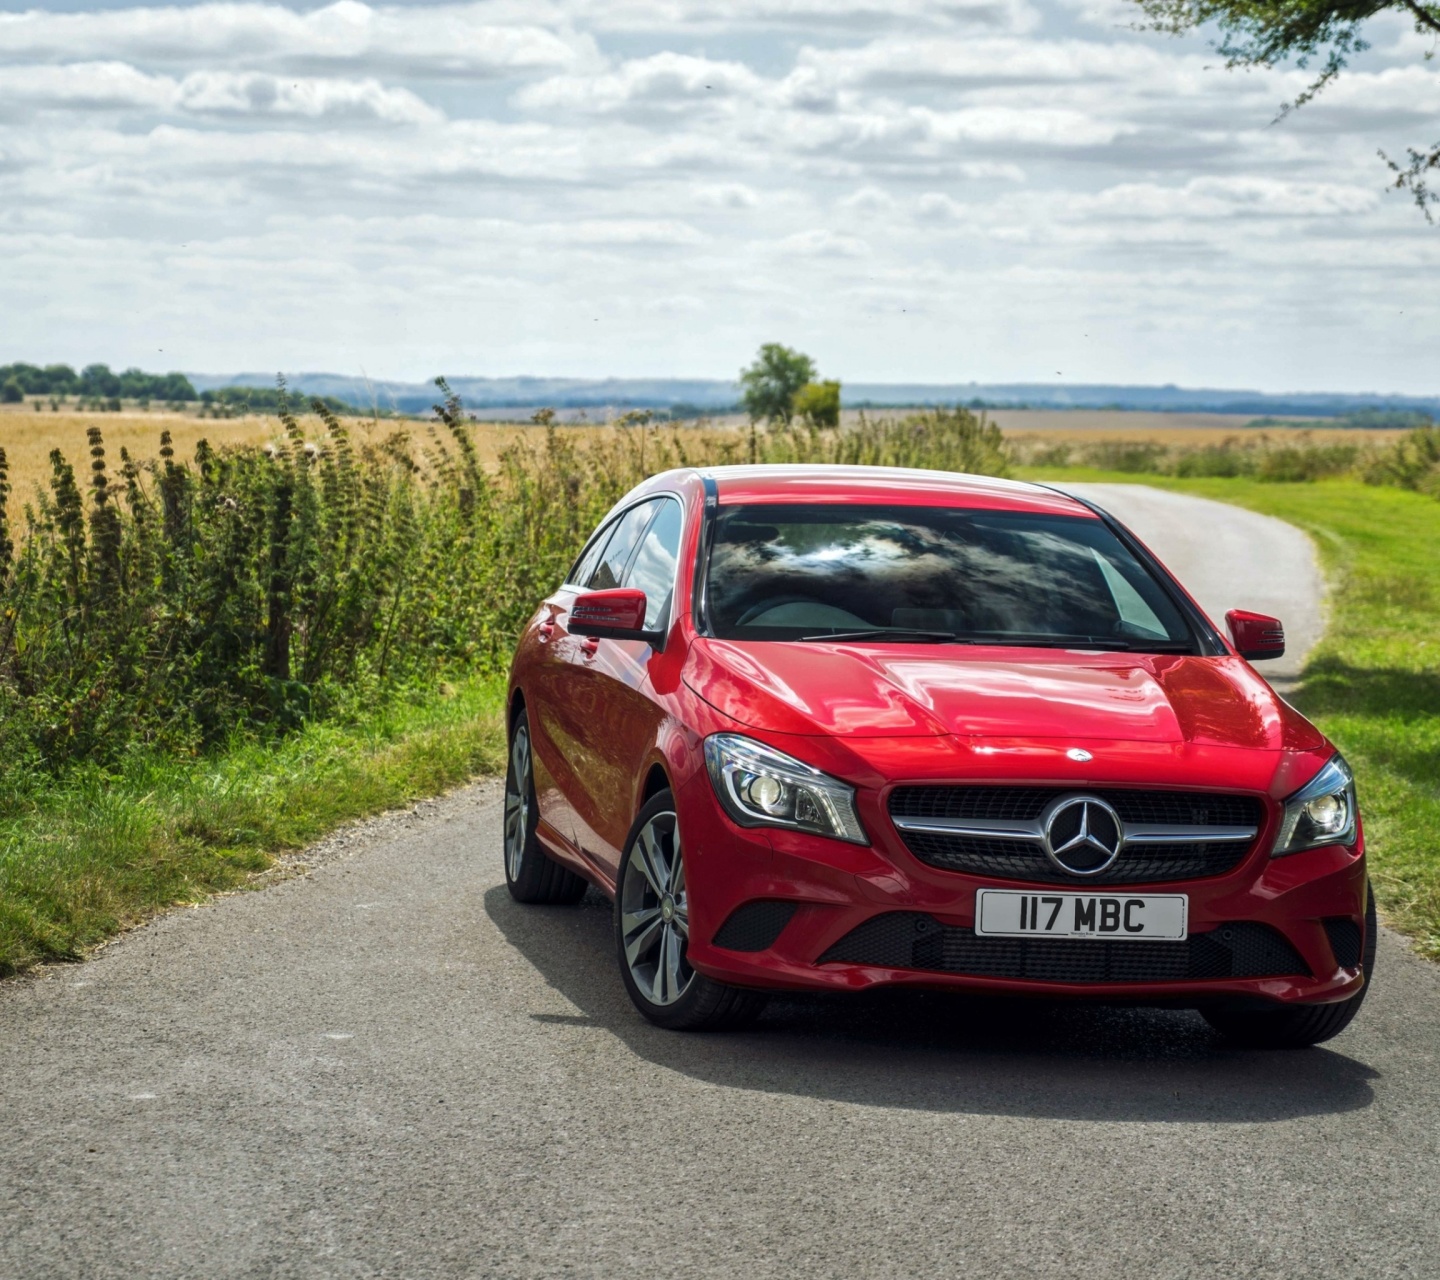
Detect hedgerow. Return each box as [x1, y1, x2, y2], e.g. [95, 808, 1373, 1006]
[0, 389, 1008, 788]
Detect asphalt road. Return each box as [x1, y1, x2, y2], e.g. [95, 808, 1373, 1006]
[3, 489, 1437, 1280]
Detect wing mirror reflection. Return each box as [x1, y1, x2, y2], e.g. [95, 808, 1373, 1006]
[1226, 609, 1286, 661]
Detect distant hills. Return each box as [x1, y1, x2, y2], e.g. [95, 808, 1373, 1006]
[186, 372, 1440, 420]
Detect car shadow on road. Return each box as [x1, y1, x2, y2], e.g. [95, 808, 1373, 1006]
[483, 886, 1378, 1123]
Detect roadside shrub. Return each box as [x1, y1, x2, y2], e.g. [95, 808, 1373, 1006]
[1258, 443, 1359, 482]
[1173, 439, 1257, 478]
[1365, 426, 1440, 498]
[1083, 441, 1170, 473]
[1007, 439, 1073, 468]
[1018, 430, 1384, 486]
[793, 380, 841, 428]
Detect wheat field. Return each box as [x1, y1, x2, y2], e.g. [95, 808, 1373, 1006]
[0, 403, 1407, 507]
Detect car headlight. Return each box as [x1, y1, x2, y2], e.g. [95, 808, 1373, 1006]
[1272, 754, 1358, 856]
[703, 734, 868, 845]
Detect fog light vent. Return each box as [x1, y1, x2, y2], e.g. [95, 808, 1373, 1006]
[1323, 917, 1363, 970]
[712, 901, 797, 952]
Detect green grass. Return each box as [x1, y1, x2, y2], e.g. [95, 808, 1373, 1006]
[0, 676, 507, 976]
[1021, 470, 1440, 959]
[4, 469, 1435, 975]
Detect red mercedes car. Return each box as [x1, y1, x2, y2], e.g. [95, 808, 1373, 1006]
[503, 465, 1374, 1046]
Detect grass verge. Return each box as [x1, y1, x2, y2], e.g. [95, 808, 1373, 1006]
[1022, 469, 1440, 960]
[4, 470, 1435, 973]
[0, 675, 507, 976]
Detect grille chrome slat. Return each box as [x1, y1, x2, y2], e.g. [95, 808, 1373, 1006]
[889, 785, 1264, 885]
[892, 814, 1258, 845]
[1122, 823, 1256, 844]
[892, 816, 1040, 840]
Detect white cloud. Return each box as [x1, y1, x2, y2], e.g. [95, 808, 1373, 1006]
[916, 192, 965, 220]
[561, 0, 1039, 34]
[185, 71, 441, 122]
[1068, 176, 1381, 220]
[516, 53, 763, 113]
[840, 185, 896, 213]
[0, 61, 441, 123]
[696, 182, 761, 207]
[792, 35, 1182, 88]
[0, 0, 1437, 391]
[777, 228, 871, 256]
[0, 63, 178, 113]
[0, 2, 593, 77]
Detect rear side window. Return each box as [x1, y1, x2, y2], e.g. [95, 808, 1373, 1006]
[583, 500, 660, 591]
[624, 498, 684, 629]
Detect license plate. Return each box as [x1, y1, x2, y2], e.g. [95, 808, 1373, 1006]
[975, 889, 1188, 940]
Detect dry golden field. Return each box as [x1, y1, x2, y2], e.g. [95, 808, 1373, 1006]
[0, 405, 634, 503]
[0, 407, 277, 505]
[0, 402, 1406, 507]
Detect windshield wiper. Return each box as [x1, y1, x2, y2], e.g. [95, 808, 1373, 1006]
[800, 628, 961, 644]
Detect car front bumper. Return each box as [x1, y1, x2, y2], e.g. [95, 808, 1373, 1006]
[676, 770, 1369, 1007]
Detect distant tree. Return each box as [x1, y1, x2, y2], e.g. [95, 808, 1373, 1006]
[794, 380, 842, 428]
[740, 344, 817, 426]
[43, 364, 78, 395]
[158, 373, 197, 401]
[118, 367, 151, 399]
[80, 363, 121, 398]
[1, 378, 22, 404]
[1132, 0, 1440, 218]
[4, 363, 44, 394]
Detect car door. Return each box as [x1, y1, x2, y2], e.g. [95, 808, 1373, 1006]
[525, 513, 624, 856]
[541, 498, 664, 872]
[569, 495, 686, 874]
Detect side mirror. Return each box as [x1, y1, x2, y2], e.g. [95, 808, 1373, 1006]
[570, 588, 664, 647]
[1226, 609, 1285, 661]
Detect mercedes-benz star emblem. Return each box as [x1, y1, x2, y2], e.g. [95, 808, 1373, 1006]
[1041, 794, 1125, 876]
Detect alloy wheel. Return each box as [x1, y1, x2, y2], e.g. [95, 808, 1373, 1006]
[620, 811, 693, 1006]
[504, 725, 532, 882]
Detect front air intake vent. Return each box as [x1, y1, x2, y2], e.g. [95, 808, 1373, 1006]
[1323, 917, 1363, 970]
[819, 913, 1308, 984]
[712, 901, 797, 952]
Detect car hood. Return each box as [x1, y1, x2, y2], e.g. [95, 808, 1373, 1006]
[683, 638, 1325, 752]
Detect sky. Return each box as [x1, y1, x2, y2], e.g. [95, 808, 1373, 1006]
[1, 0, 1437, 392]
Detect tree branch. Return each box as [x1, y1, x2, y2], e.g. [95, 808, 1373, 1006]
[1398, 0, 1440, 35]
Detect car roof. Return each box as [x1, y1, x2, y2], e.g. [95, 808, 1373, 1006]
[695, 464, 1095, 517]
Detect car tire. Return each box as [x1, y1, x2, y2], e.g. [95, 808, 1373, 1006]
[1202, 882, 1378, 1049]
[503, 710, 588, 905]
[614, 789, 768, 1031]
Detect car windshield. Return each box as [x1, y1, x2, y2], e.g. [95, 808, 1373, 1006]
[703, 502, 1195, 649]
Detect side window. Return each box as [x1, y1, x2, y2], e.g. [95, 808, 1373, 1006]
[567, 522, 613, 589]
[1093, 551, 1167, 638]
[624, 498, 684, 630]
[585, 500, 659, 591]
